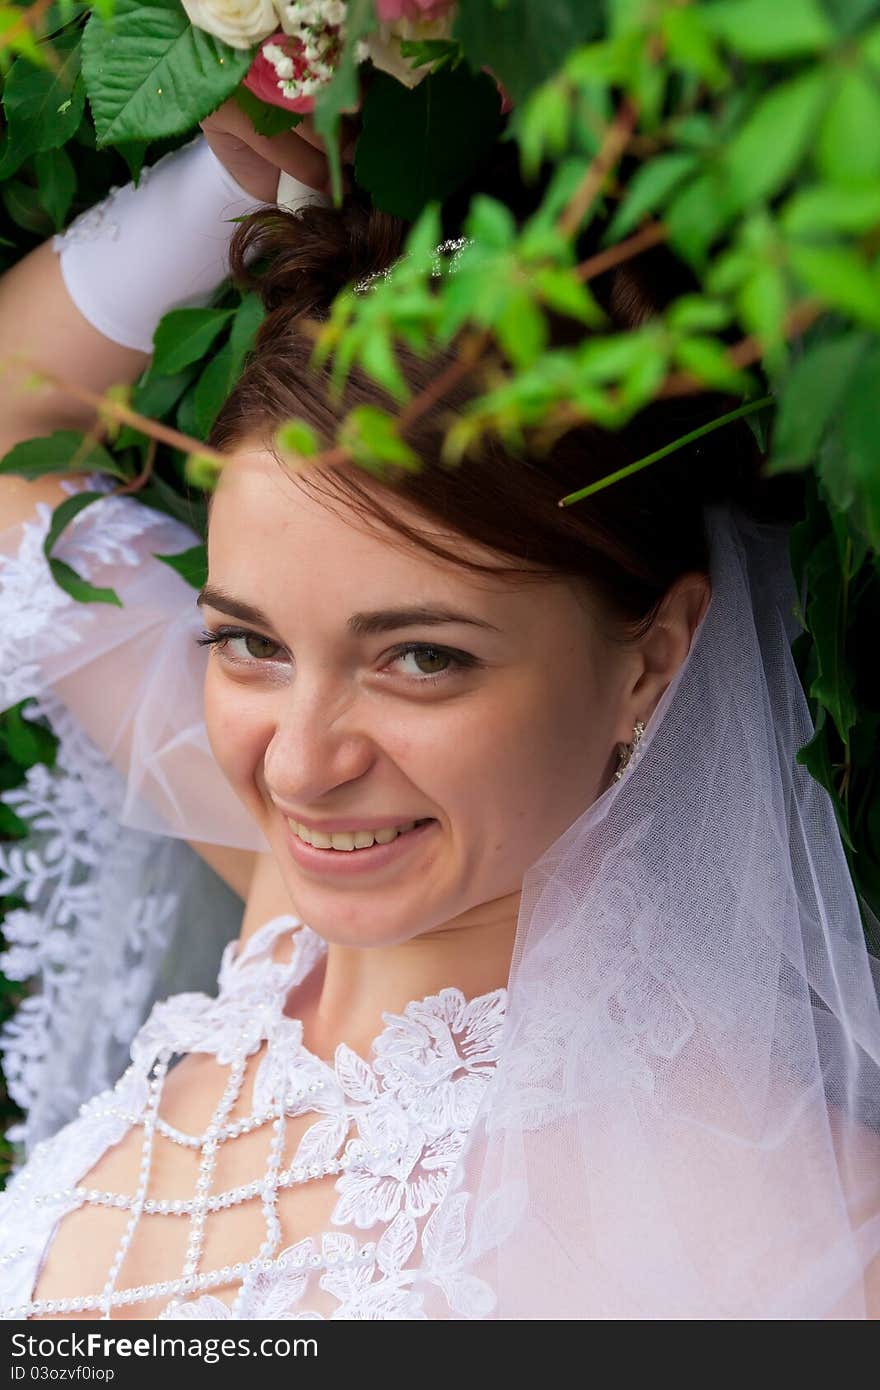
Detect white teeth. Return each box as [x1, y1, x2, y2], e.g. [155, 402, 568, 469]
[289, 820, 418, 851]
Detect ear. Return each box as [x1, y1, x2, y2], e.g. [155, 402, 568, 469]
[616, 571, 711, 741]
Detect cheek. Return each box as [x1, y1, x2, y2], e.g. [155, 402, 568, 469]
[471, 667, 611, 858]
[203, 669, 269, 800]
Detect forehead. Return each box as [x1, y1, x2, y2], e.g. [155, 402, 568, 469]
[208, 447, 521, 603]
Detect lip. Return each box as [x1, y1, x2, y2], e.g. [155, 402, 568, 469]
[281, 812, 431, 833]
[283, 817, 438, 877]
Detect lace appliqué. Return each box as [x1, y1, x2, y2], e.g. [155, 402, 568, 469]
[0, 478, 194, 1150]
[0, 917, 507, 1320]
[50, 164, 156, 253]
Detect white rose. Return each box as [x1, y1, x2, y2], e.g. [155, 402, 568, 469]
[364, 15, 455, 89]
[181, 0, 279, 51]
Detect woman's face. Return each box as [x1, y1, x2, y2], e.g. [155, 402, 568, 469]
[201, 446, 635, 948]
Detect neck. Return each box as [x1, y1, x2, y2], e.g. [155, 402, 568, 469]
[287, 893, 520, 1063]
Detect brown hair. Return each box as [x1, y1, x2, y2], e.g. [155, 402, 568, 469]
[209, 190, 804, 645]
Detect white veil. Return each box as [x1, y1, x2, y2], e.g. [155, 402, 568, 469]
[415, 500, 880, 1319]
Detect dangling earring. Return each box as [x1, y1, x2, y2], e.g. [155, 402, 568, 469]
[613, 719, 646, 782]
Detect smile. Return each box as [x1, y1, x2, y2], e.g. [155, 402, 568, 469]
[283, 817, 438, 877]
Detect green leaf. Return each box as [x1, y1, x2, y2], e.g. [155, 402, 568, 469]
[313, 0, 376, 203]
[0, 5, 52, 67]
[39, 490, 123, 606]
[664, 172, 729, 265]
[702, 0, 834, 58]
[722, 69, 829, 212]
[0, 801, 29, 837]
[398, 38, 462, 72]
[193, 338, 235, 438]
[48, 555, 123, 605]
[605, 150, 698, 241]
[43, 489, 103, 555]
[81, 0, 252, 147]
[227, 291, 265, 378]
[0, 429, 127, 481]
[782, 182, 880, 235]
[3, 701, 58, 769]
[339, 405, 421, 476]
[0, 32, 84, 178]
[672, 336, 751, 392]
[495, 284, 548, 368]
[737, 263, 789, 361]
[516, 78, 571, 180]
[154, 543, 207, 589]
[804, 533, 858, 743]
[455, 0, 604, 104]
[0, 179, 53, 235]
[132, 361, 201, 420]
[275, 419, 320, 458]
[788, 244, 880, 328]
[152, 307, 235, 376]
[815, 70, 880, 183]
[827, 341, 880, 547]
[531, 266, 603, 324]
[116, 138, 149, 182]
[770, 331, 870, 471]
[358, 328, 409, 402]
[354, 66, 502, 223]
[666, 295, 733, 334]
[660, 7, 727, 86]
[233, 84, 303, 138]
[34, 145, 76, 230]
[464, 195, 517, 251]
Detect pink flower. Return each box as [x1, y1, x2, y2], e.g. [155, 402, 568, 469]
[243, 29, 338, 113]
[375, 0, 455, 20]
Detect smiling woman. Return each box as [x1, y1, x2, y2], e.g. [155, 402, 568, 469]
[0, 172, 878, 1323]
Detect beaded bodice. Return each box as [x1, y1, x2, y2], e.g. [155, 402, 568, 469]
[0, 915, 507, 1320]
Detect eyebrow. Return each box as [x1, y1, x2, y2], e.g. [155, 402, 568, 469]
[196, 585, 503, 636]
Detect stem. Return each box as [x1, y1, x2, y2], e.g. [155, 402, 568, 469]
[557, 395, 774, 508]
[1, 0, 61, 59]
[557, 98, 640, 241]
[0, 353, 228, 468]
[575, 221, 667, 282]
[397, 331, 489, 433]
[661, 301, 823, 397]
[110, 436, 158, 496]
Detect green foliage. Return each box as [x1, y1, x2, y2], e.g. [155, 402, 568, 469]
[355, 66, 503, 221]
[455, 0, 604, 104]
[0, 30, 83, 178]
[152, 307, 236, 376]
[155, 542, 208, 589]
[0, 428, 127, 480]
[232, 84, 302, 138]
[81, 0, 251, 146]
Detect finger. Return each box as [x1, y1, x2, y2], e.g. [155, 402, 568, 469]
[256, 126, 331, 194]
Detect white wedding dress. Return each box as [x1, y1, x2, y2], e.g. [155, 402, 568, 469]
[0, 477, 507, 1320]
[0, 912, 506, 1319]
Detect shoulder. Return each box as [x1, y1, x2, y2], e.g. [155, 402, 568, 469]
[0, 473, 82, 533]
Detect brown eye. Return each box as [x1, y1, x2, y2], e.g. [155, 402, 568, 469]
[243, 633, 279, 660]
[410, 647, 451, 675]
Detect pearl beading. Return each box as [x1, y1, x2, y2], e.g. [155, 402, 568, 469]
[3, 1239, 379, 1320]
[0, 916, 508, 1322]
[4, 1035, 364, 1321]
[98, 1052, 169, 1319]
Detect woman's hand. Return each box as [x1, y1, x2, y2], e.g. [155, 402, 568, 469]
[199, 98, 336, 204]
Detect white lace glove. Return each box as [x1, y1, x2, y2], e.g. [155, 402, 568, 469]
[51, 135, 325, 352]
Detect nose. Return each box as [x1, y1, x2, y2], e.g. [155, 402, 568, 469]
[262, 674, 375, 808]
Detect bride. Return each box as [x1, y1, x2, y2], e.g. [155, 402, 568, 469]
[0, 104, 878, 1320]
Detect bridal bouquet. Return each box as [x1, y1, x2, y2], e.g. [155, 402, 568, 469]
[181, 0, 457, 111]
